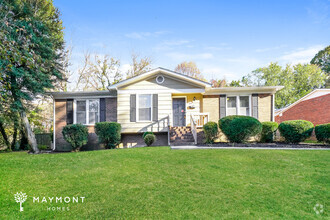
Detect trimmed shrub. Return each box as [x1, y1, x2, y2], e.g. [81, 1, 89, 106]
[203, 122, 218, 144]
[62, 124, 88, 151]
[260, 122, 278, 143]
[278, 120, 314, 143]
[219, 116, 262, 143]
[315, 123, 330, 144]
[144, 134, 156, 146]
[95, 122, 121, 149]
[142, 132, 154, 139]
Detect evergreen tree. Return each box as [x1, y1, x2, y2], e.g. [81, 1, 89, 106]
[0, 0, 65, 153]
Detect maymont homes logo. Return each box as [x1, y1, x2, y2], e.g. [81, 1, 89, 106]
[14, 192, 85, 212]
[14, 192, 27, 212]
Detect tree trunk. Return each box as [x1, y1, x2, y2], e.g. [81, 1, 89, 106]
[0, 121, 10, 149]
[11, 121, 18, 151]
[20, 111, 39, 154]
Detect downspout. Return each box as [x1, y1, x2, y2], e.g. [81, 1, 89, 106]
[52, 96, 56, 151]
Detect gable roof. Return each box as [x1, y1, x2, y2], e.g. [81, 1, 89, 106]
[108, 67, 212, 89]
[275, 89, 330, 116]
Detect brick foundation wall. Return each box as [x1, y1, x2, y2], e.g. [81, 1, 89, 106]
[275, 94, 330, 125]
[120, 132, 169, 148]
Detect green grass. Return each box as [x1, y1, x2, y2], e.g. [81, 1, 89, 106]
[0, 147, 329, 219]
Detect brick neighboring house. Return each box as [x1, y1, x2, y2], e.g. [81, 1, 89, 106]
[50, 67, 284, 151]
[275, 89, 330, 125]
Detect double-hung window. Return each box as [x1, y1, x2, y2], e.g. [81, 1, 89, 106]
[138, 94, 152, 121]
[227, 97, 237, 116]
[75, 99, 99, 125]
[227, 96, 250, 116]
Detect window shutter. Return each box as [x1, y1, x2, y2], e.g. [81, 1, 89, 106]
[100, 98, 106, 122]
[130, 94, 136, 122]
[252, 94, 258, 119]
[66, 99, 73, 125]
[219, 95, 226, 118]
[152, 94, 158, 121]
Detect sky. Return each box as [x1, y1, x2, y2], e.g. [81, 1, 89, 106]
[53, 0, 330, 87]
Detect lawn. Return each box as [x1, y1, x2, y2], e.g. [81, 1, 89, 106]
[0, 147, 329, 219]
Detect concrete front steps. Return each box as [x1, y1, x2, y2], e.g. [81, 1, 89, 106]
[170, 126, 195, 146]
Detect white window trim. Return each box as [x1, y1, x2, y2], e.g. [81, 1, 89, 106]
[73, 99, 100, 125]
[136, 94, 153, 122]
[226, 95, 252, 116]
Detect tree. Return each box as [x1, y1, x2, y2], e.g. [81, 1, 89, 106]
[241, 62, 326, 108]
[174, 61, 204, 80]
[229, 80, 241, 87]
[311, 46, 330, 88]
[74, 53, 122, 91]
[0, 0, 65, 153]
[126, 53, 153, 78]
[210, 78, 227, 87]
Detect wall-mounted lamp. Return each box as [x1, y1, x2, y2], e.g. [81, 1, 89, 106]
[193, 96, 196, 101]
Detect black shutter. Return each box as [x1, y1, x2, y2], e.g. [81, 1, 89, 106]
[219, 95, 226, 118]
[66, 99, 73, 125]
[130, 94, 136, 122]
[100, 98, 106, 122]
[152, 94, 158, 121]
[252, 94, 258, 119]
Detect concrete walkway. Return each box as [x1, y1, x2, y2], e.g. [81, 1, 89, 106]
[171, 145, 330, 150]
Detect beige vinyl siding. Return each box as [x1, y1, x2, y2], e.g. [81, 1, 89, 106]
[120, 75, 203, 90]
[258, 94, 272, 122]
[203, 96, 219, 122]
[117, 93, 172, 133]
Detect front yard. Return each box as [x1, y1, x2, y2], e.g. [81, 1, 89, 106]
[0, 148, 328, 219]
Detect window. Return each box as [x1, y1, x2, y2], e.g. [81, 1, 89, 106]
[76, 100, 86, 124]
[75, 99, 99, 125]
[239, 96, 250, 116]
[138, 94, 152, 121]
[226, 96, 250, 116]
[88, 100, 99, 124]
[156, 75, 165, 84]
[227, 97, 237, 116]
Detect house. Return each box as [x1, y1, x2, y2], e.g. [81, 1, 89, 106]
[275, 89, 330, 125]
[50, 67, 283, 151]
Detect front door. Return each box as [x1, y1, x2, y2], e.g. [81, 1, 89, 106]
[173, 98, 186, 126]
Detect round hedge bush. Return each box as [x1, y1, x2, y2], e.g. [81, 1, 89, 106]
[219, 116, 262, 143]
[144, 134, 156, 146]
[203, 122, 218, 144]
[278, 120, 314, 143]
[62, 124, 89, 151]
[142, 132, 154, 139]
[315, 123, 330, 144]
[260, 122, 278, 143]
[95, 122, 121, 149]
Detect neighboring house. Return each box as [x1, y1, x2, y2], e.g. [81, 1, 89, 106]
[275, 89, 330, 125]
[50, 67, 283, 151]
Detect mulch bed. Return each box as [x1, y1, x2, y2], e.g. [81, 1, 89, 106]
[198, 142, 330, 148]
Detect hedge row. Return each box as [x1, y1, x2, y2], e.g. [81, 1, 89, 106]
[203, 116, 329, 144]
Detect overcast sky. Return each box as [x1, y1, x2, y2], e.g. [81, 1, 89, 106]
[54, 0, 330, 86]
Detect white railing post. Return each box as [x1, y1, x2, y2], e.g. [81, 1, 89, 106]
[190, 115, 197, 145]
